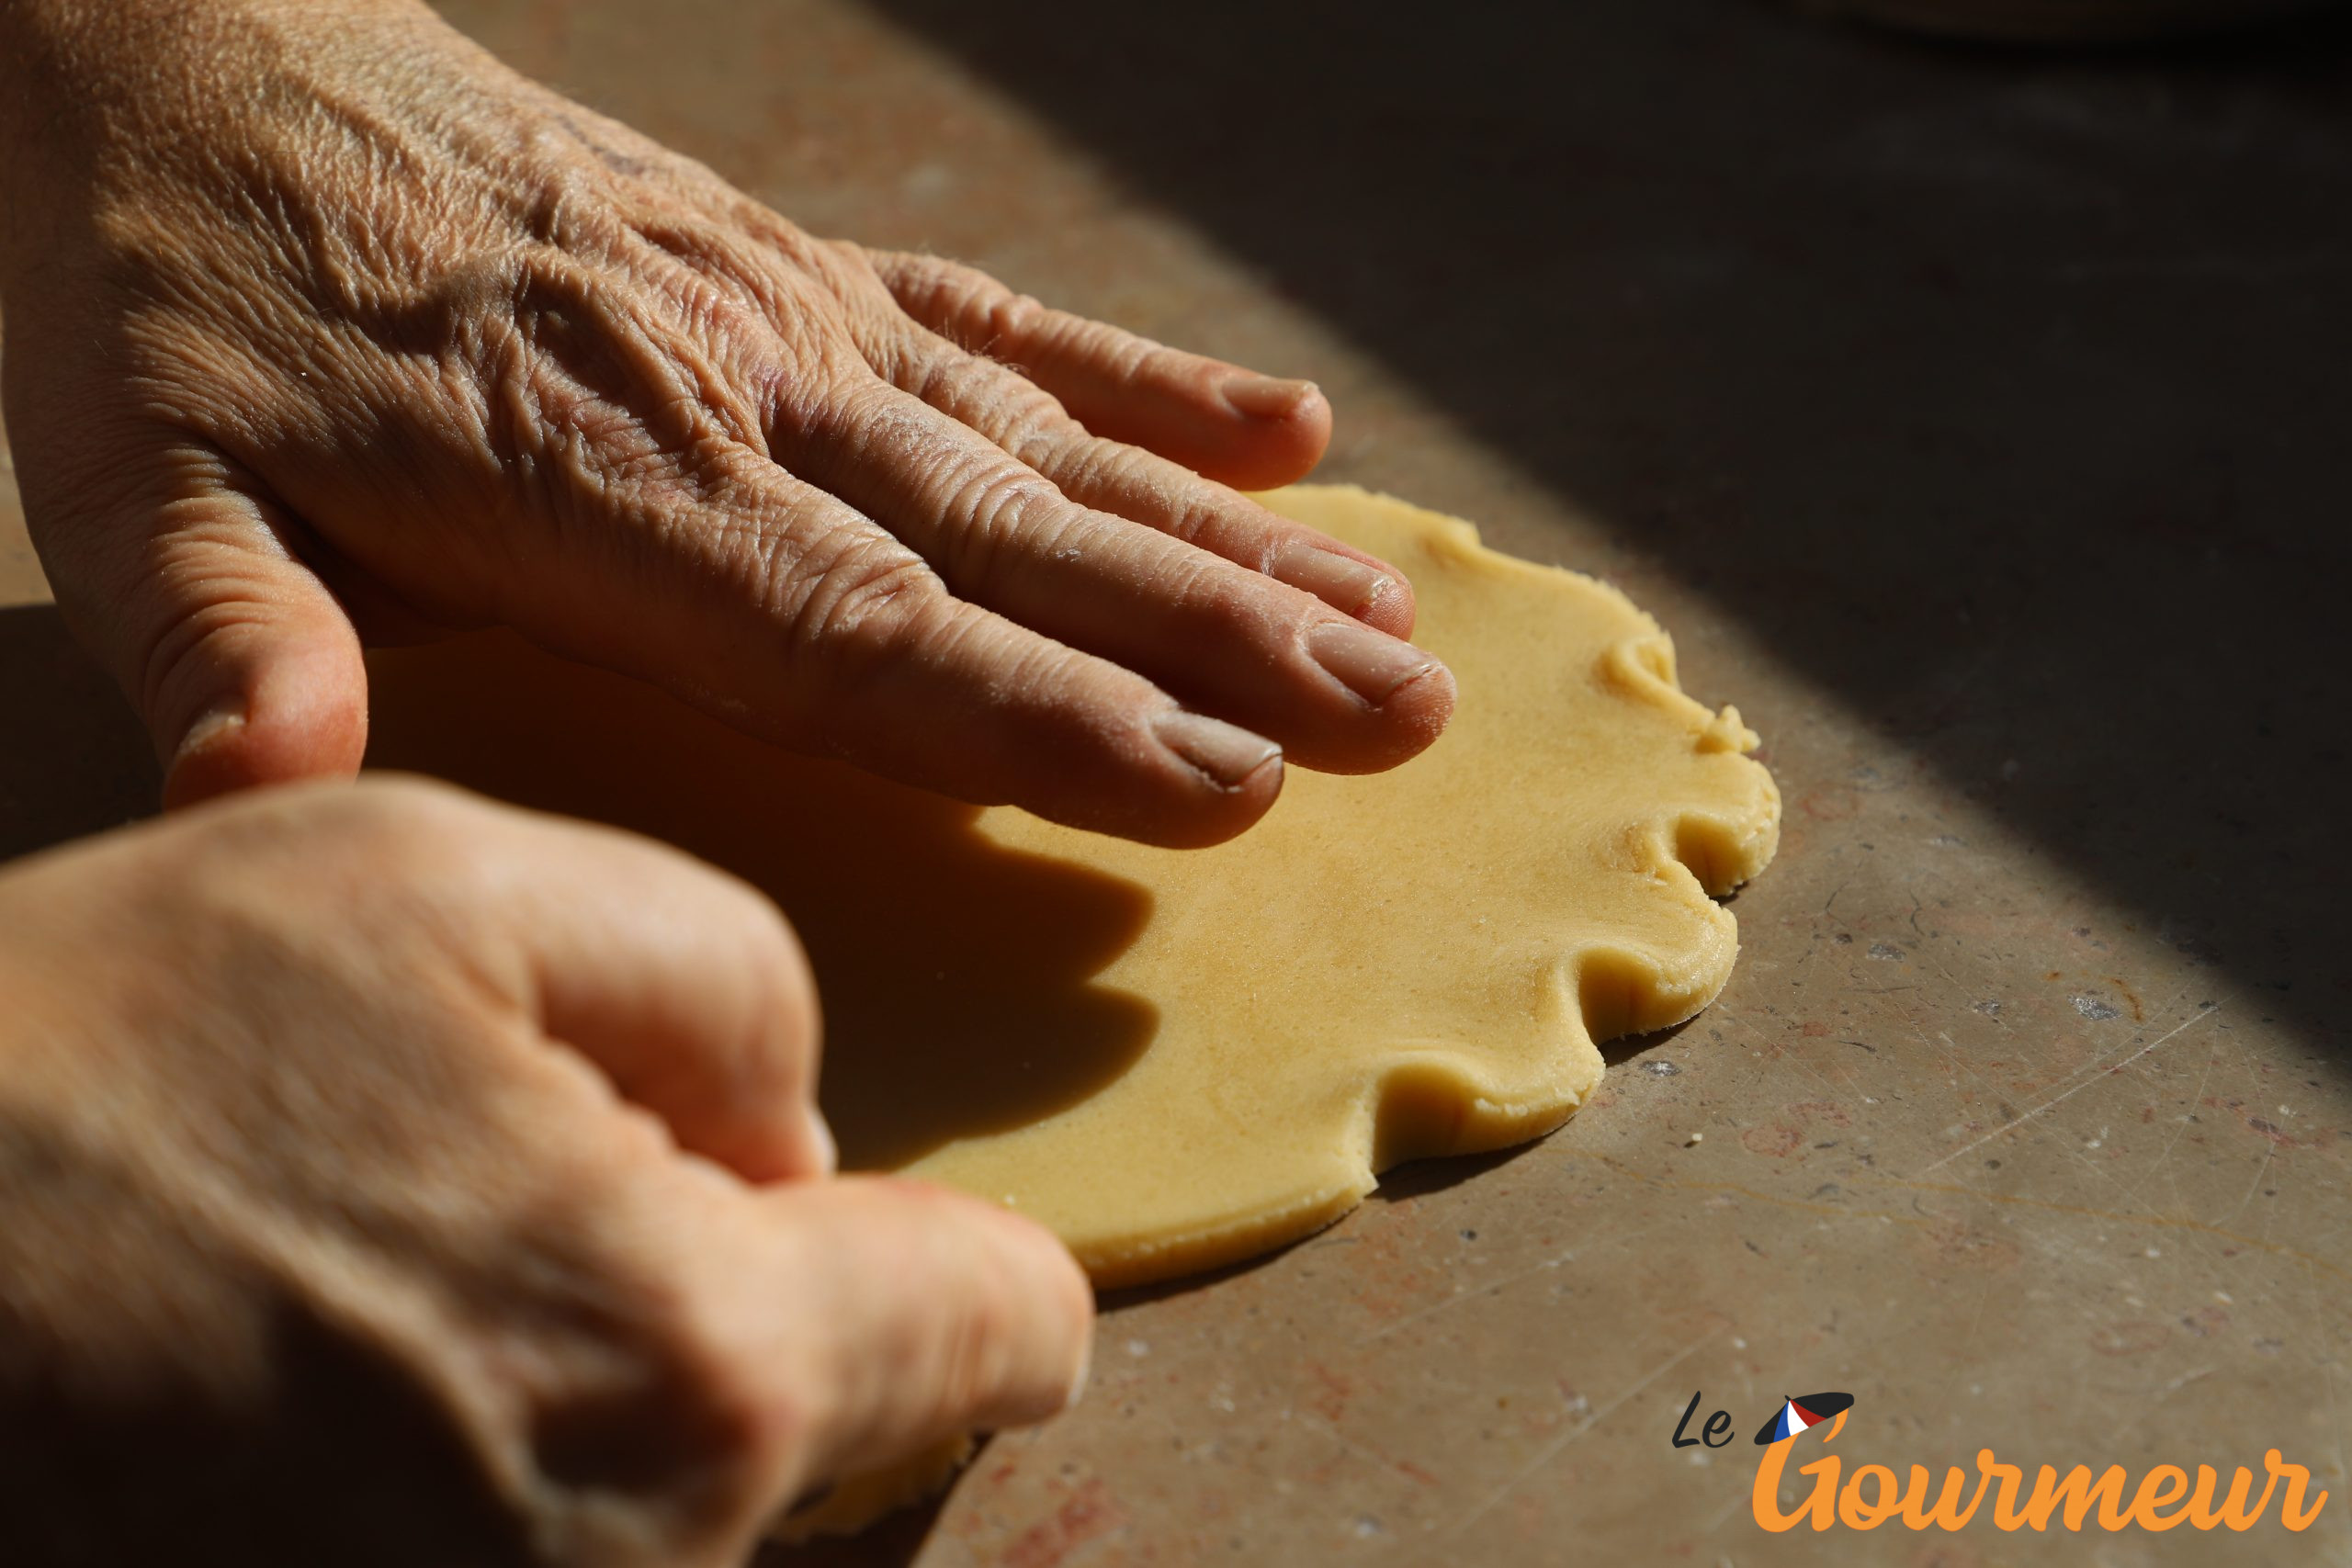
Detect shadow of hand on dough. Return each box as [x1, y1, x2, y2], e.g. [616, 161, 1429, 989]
[365, 633, 1157, 1171]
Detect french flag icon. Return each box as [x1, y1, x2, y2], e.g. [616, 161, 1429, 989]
[1754, 1392, 1856, 1445]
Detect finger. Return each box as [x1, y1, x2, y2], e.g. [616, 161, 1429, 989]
[749, 1177, 1092, 1484]
[867, 250, 1330, 491]
[22, 441, 368, 810]
[582, 468, 1286, 847]
[401, 781, 832, 1182]
[775, 380, 1454, 775]
[881, 330, 1418, 638]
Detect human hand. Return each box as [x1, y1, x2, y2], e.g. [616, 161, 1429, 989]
[0, 778, 1091, 1565]
[0, 0, 1453, 846]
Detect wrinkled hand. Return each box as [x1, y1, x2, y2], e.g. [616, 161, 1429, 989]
[0, 778, 1091, 1564]
[0, 0, 1453, 844]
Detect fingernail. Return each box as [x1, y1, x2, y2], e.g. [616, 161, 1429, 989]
[803, 1106, 838, 1179]
[1063, 1340, 1092, 1413]
[1308, 620, 1442, 706]
[174, 704, 246, 765]
[1153, 711, 1281, 791]
[163, 705, 250, 810]
[1273, 544, 1393, 617]
[1223, 374, 1317, 420]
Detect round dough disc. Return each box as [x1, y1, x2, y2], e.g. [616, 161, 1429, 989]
[896, 486, 1781, 1283]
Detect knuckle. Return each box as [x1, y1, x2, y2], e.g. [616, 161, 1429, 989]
[777, 532, 944, 690]
[515, 151, 624, 256]
[661, 1297, 803, 1468]
[978, 286, 1046, 356]
[1157, 554, 1297, 665]
[662, 273, 775, 375]
[1136, 538, 1248, 630]
[637, 220, 793, 329]
[1050, 439, 1241, 556]
[763, 340, 883, 452]
[908, 344, 1078, 459]
[1073, 318, 1161, 389]
[815, 236, 897, 307]
[937, 463, 1065, 596]
[744, 212, 830, 276]
[527, 1224, 807, 1521]
[865, 246, 928, 294]
[979, 382, 1080, 469]
[906, 257, 1036, 354]
[1167, 482, 1272, 565]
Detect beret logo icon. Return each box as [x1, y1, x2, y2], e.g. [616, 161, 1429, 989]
[1755, 1391, 1855, 1446]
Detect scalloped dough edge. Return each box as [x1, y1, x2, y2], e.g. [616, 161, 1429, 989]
[1059, 487, 1780, 1289]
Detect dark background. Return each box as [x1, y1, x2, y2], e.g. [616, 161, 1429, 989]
[869, 0, 2352, 1046]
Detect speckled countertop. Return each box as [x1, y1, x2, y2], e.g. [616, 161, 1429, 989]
[3, 3, 2346, 1564]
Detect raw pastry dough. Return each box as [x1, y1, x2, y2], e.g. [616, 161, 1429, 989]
[366, 485, 1779, 1287]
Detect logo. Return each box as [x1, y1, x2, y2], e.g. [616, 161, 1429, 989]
[1669, 1388, 2329, 1536]
[1754, 1392, 1853, 1446]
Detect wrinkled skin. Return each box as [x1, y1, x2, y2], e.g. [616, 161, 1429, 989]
[0, 778, 1093, 1565]
[0, 4, 1440, 1556]
[0, 0, 1454, 844]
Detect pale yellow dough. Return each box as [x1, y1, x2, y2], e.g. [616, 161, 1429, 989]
[368, 485, 1780, 1289]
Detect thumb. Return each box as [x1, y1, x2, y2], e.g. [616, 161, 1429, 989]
[751, 1177, 1094, 1489]
[37, 450, 368, 810]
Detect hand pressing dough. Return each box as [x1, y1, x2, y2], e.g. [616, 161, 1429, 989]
[366, 485, 1779, 1290]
